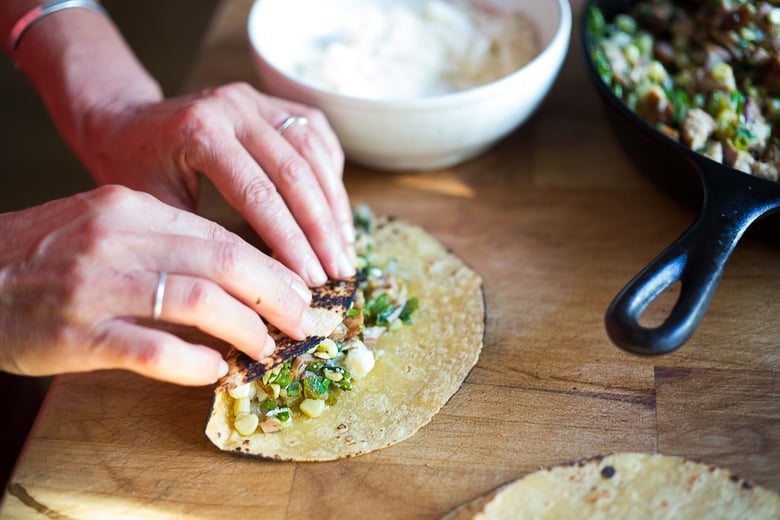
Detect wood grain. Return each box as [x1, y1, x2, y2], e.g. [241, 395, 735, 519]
[2, 0, 778, 518]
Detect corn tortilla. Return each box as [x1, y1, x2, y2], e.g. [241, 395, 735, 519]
[442, 453, 780, 519]
[216, 277, 358, 392]
[205, 215, 486, 460]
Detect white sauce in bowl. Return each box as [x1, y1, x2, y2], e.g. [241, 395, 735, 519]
[290, 0, 538, 99]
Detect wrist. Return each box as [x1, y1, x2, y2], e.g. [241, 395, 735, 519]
[10, 2, 162, 161]
[6, 0, 108, 58]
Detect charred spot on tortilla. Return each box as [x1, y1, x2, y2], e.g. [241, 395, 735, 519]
[218, 276, 358, 391]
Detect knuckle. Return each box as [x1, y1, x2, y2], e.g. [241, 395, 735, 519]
[88, 324, 165, 372]
[76, 215, 122, 259]
[239, 175, 279, 208]
[176, 103, 214, 145]
[86, 184, 137, 211]
[202, 82, 253, 116]
[180, 278, 215, 314]
[305, 107, 329, 126]
[276, 284, 307, 315]
[203, 219, 238, 244]
[294, 129, 321, 156]
[212, 241, 243, 277]
[210, 81, 252, 99]
[128, 339, 166, 372]
[275, 154, 309, 186]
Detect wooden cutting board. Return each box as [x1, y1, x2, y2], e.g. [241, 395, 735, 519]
[2, 0, 778, 518]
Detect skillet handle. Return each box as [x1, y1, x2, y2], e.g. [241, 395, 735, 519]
[605, 164, 780, 355]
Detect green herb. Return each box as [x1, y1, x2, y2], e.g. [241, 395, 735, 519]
[269, 361, 291, 386]
[335, 378, 352, 391]
[285, 381, 301, 398]
[303, 374, 331, 398]
[365, 292, 394, 326]
[733, 128, 755, 151]
[399, 297, 419, 324]
[353, 206, 373, 233]
[586, 6, 606, 38]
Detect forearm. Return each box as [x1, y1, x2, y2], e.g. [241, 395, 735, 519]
[1, 1, 162, 170]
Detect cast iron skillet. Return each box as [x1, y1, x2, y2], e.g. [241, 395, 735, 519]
[581, 0, 780, 355]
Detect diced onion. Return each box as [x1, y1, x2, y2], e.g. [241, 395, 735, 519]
[228, 382, 253, 399]
[316, 338, 339, 359]
[345, 346, 375, 380]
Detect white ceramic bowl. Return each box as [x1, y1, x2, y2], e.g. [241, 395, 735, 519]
[248, 0, 572, 171]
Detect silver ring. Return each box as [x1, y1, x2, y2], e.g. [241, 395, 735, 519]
[277, 115, 309, 135]
[152, 272, 167, 321]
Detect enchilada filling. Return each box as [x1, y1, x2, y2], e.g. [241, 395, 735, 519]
[587, 0, 780, 180]
[228, 206, 419, 435]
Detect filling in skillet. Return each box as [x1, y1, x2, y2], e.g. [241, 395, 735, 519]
[588, 0, 780, 181]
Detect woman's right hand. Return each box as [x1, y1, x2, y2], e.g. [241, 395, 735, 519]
[0, 185, 315, 386]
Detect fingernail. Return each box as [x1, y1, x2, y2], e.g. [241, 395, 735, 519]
[336, 249, 356, 278]
[347, 244, 357, 266]
[217, 360, 229, 378]
[292, 280, 312, 303]
[263, 335, 276, 357]
[301, 309, 316, 337]
[342, 220, 355, 245]
[305, 257, 328, 286]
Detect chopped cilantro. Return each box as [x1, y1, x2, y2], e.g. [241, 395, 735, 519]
[399, 297, 419, 324]
[285, 381, 301, 398]
[303, 374, 331, 398]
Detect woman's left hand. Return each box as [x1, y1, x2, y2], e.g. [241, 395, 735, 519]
[80, 82, 355, 287]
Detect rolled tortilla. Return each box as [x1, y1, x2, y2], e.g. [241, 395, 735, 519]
[206, 213, 486, 461]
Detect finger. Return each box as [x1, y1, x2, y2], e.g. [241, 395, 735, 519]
[74, 191, 314, 332]
[192, 135, 330, 286]
[177, 86, 353, 283]
[259, 97, 352, 247]
[94, 320, 230, 386]
[149, 200, 312, 300]
[75, 223, 313, 340]
[242, 123, 356, 280]
[270, 98, 343, 167]
[150, 273, 275, 359]
[276, 111, 355, 246]
[126, 236, 313, 339]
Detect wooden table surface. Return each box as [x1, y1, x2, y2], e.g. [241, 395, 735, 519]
[2, 0, 779, 517]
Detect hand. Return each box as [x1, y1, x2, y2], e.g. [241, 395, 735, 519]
[79, 82, 356, 287]
[0, 185, 315, 386]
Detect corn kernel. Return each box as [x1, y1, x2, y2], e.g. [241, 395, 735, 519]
[233, 396, 251, 415]
[234, 413, 259, 436]
[299, 398, 326, 418]
[323, 368, 343, 382]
